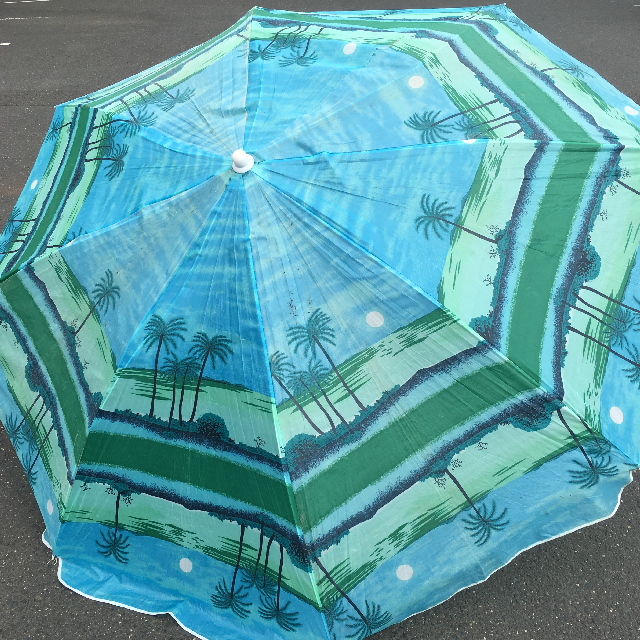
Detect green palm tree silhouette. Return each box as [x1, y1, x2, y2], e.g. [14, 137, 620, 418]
[405, 99, 500, 144]
[287, 368, 337, 434]
[555, 408, 618, 489]
[307, 359, 351, 432]
[248, 26, 291, 62]
[443, 469, 509, 546]
[315, 558, 391, 639]
[623, 344, 640, 387]
[211, 524, 252, 618]
[269, 352, 324, 435]
[96, 489, 131, 563]
[85, 143, 129, 181]
[539, 59, 588, 78]
[603, 308, 636, 350]
[7, 395, 42, 446]
[6, 206, 35, 229]
[75, 269, 120, 335]
[258, 544, 301, 631]
[115, 100, 157, 137]
[150, 83, 195, 112]
[178, 357, 199, 426]
[415, 195, 498, 243]
[188, 332, 234, 422]
[161, 353, 183, 427]
[287, 308, 366, 411]
[26, 406, 56, 480]
[143, 315, 187, 417]
[85, 126, 117, 157]
[279, 49, 318, 67]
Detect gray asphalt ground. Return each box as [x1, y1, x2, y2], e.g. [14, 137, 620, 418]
[1, 1, 639, 639]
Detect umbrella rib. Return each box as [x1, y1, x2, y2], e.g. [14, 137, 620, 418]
[257, 136, 561, 168]
[239, 180, 313, 580]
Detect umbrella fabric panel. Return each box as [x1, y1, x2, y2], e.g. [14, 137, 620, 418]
[1, 6, 640, 640]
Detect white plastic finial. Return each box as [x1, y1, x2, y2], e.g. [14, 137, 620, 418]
[232, 149, 254, 173]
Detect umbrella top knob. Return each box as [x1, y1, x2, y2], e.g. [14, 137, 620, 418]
[232, 149, 254, 174]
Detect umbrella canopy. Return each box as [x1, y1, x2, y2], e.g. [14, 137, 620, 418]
[1, 5, 640, 639]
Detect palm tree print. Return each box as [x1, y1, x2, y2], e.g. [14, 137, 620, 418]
[249, 44, 278, 62]
[26, 408, 57, 480]
[569, 457, 619, 489]
[22, 397, 52, 473]
[86, 127, 117, 157]
[6, 395, 42, 447]
[269, 352, 324, 435]
[603, 308, 637, 350]
[287, 368, 337, 434]
[272, 25, 306, 51]
[0, 237, 26, 256]
[6, 206, 35, 230]
[322, 596, 347, 633]
[75, 269, 120, 335]
[147, 82, 195, 112]
[143, 315, 187, 418]
[161, 353, 182, 427]
[539, 59, 589, 78]
[188, 332, 234, 422]
[44, 117, 71, 142]
[454, 110, 521, 139]
[115, 100, 157, 137]
[258, 544, 301, 631]
[257, 532, 277, 597]
[441, 468, 509, 545]
[581, 285, 640, 315]
[462, 501, 510, 545]
[416, 195, 498, 244]
[0, 208, 34, 256]
[4, 414, 23, 448]
[556, 409, 618, 487]
[287, 308, 366, 411]
[85, 143, 129, 181]
[178, 357, 199, 426]
[623, 344, 640, 387]
[571, 292, 616, 320]
[241, 522, 266, 589]
[279, 49, 318, 67]
[21, 451, 39, 486]
[249, 27, 291, 62]
[315, 558, 392, 640]
[307, 359, 351, 432]
[405, 98, 500, 143]
[211, 524, 252, 618]
[96, 488, 131, 563]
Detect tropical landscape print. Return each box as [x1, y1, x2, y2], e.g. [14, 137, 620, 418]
[1, 5, 640, 639]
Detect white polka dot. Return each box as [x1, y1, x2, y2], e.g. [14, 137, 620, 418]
[30, 180, 38, 189]
[610, 406, 623, 424]
[46, 500, 54, 515]
[396, 564, 413, 580]
[343, 42, 356, 55]
[366, 311, 384, 327]
[179, 558, 193, 573]
[624, 106, 639, 116]
[408, 76, 424, 89]
[462, 139, 477, 144]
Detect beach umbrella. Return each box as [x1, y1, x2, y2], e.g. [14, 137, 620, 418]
[2, 5, 640, 639]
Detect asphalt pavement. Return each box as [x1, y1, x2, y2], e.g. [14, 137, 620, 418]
[1, 1, 640, 638]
